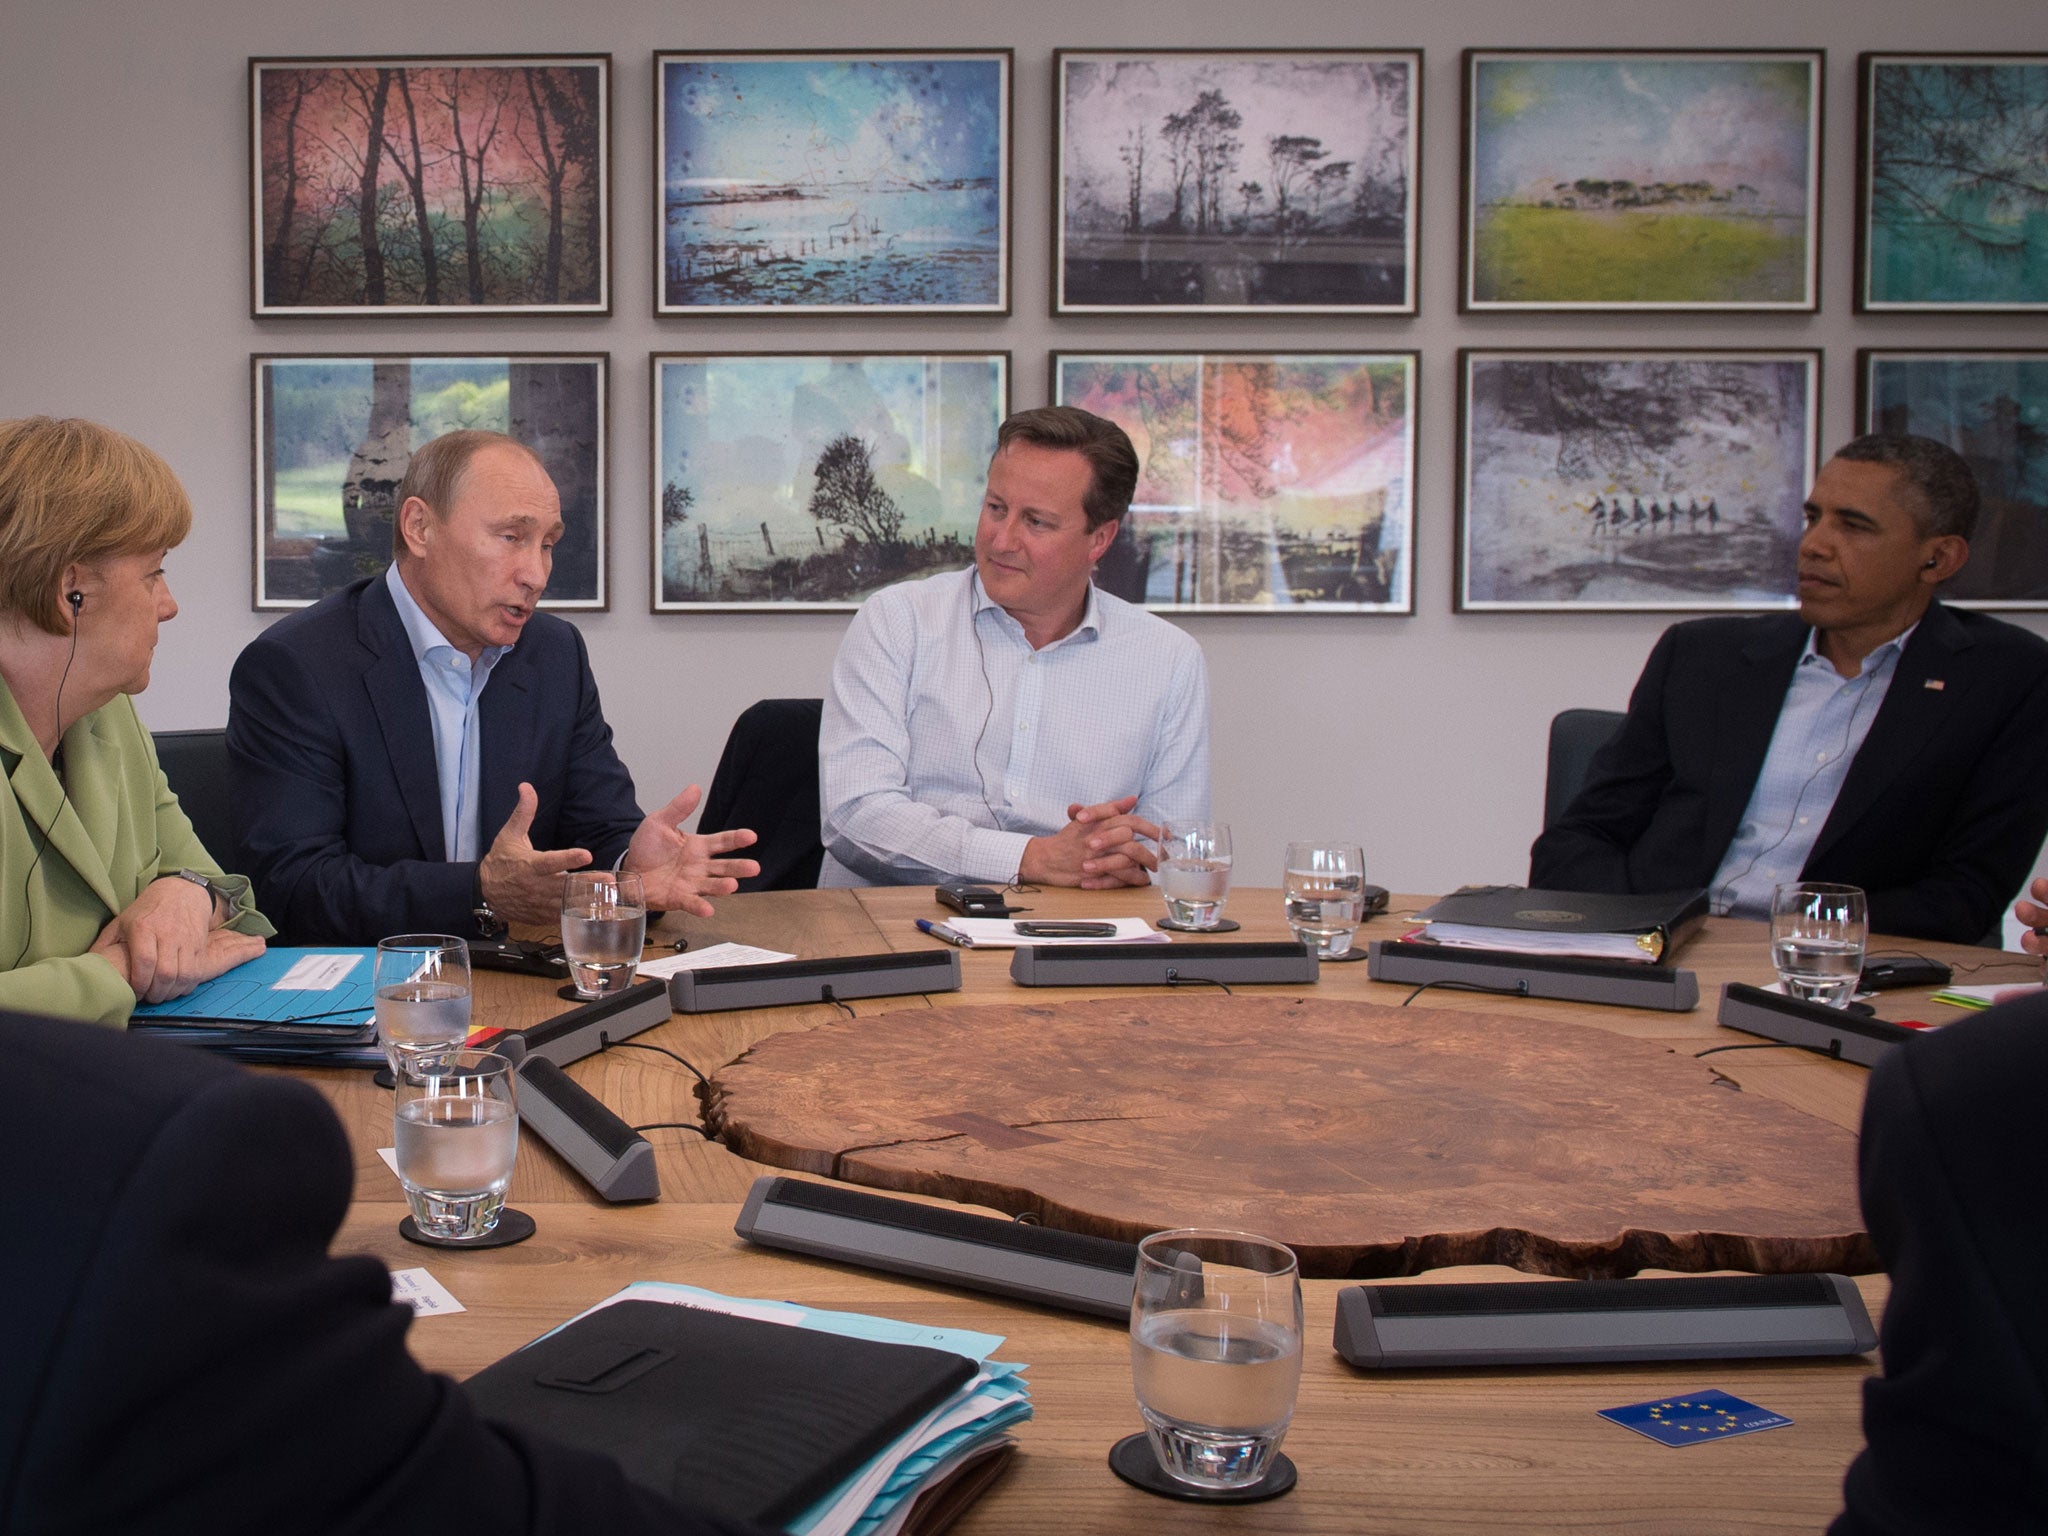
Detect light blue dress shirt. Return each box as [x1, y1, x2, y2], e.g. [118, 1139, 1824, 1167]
[1709, 625, 1914, 918]
[819, 567, 1212, 886]
[384, 564, 509, 863]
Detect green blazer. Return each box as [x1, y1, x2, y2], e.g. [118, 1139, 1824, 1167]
[1, 679, 274, 1027]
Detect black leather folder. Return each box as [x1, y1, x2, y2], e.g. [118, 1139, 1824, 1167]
[1415, 885, 1709, 961]
[463, 1298, 976, 1528]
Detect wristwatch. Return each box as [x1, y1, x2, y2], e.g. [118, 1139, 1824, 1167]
[174, 868, 237, 921]
[472, 870, 507, 939]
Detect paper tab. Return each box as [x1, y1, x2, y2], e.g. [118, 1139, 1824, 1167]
[637, 942, 796, 979]
[271, 952, 363, 991]
[390, 1267, 465, 1316]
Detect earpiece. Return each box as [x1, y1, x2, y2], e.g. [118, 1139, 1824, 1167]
[66, 591, 83, 609]
[1923, 559, 1939, 570]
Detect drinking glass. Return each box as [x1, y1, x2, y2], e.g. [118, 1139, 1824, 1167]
[561, 869, 648, 998]
[1159, 822, 1233, 930]
[373, 935, 472, 1069]
[1283, 843, 1368, 958]
[1130, 1229, 1303, 1490]
[393, 1048, 518, 1241]
[1771, 882, 1868, 1008]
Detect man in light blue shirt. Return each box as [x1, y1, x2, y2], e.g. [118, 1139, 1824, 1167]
[383, 560, 505, 865]
[820, 407, 1211, 888]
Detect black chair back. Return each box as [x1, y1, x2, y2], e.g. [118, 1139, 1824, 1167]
[152, 729, 239, 871]
[1543, 708, 1626, 832]
[698, 699, 825, 892]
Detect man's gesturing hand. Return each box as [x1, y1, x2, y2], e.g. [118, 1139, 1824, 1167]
[479, 782, 594, 925]
[622, 785, 760, 918]
[1019, 795, 1162, 889]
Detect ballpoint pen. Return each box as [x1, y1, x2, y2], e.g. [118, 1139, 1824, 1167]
[915, 918, 973, 948]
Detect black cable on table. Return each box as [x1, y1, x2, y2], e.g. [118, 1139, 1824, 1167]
[1400, 977, 1531, 1006]
[598, 1032, 708, 1086]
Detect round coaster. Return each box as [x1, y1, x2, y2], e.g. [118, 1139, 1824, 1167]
[372, 1067, 396, 1090]
[1319, 945, 1372, 963]
[399, 1207, 537, 1250]
[1156, 918, 1242, 934]
[1108, 1433, 1296, 1503]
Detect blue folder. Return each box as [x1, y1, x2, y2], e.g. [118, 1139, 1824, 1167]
[130, 947, 379, 1029]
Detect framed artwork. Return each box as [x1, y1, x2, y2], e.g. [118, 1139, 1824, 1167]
[655, 50, 1011, 314]
[1457, 350, 1819, 612]
[1053, 352, 1416, 612]
[250, 56, 610, 316]
[252, 354, 608, 610]
[651, 352, 1007, 610]
[1462, 49, 1822, 311]
[1055, 49, 1420, 313]
[1858, 54, 2048, 312]
[1860, 350, 2048, 607]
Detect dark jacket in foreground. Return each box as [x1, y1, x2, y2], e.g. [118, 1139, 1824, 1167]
[227, 574, 644, 944]
[1830, 993, 2048, 1534]
[1529, 603, 2048, 943]
[0, 1010, 766, 1536]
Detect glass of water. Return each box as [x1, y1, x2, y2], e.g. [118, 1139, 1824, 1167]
[373, 934, 472, 1068]
[1159, 822, 1233, 930]
[561, 869, 648, 998]
[1130, 1229, 1303, 1490]
[393, 1047, 518, 1241]
[1283, 842, 1368, 958]
[1771, 882, 1868, 1008]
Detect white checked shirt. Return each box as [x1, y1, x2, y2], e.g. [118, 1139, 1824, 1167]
[819, 567, 1211, 886]
[385, 564, 509, 863]
[1710, 625, 1914, 918]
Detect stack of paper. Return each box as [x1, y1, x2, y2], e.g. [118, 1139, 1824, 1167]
[1930, 981, 2043, 1012]
[1416, 924, 1663, 963]
[939, 917, 1165, 948]
[128, 946, 385, 1067]
[578, 1282, 1031, 1536]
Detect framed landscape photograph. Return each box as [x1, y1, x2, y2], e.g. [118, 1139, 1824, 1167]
[252, 354, 607, 610]
[1053, 352, 1416, 612]
[651, 352, 1007, 610]
[1860, 350, 2048, 606]
[1859, 54, 2048, 312]
[1056, 49, 1420, 313]
[1457, 350, 1819, 612]
[1463, 49, 1821, 311]
[250, 56, 610, 315]
[655, 50, 1011, 314]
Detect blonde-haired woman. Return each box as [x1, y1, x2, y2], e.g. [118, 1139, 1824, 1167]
[0, 417, 272, 1025]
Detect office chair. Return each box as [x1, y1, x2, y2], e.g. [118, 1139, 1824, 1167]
[1542, 708, 1625, 831]
[152, 728, 239, 871]
[698, 699, 826, 892]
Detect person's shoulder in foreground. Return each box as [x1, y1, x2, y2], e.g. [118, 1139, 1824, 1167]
[0, 1009, 768, 1536]
[1830, 992, 2048, 1534]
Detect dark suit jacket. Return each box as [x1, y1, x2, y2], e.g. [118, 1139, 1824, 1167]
[227, 575, 645, 944]
[1830, 995, 2048, 1534]
[0, 1011, 766, 1536]
[1529, 604, 2048, 943]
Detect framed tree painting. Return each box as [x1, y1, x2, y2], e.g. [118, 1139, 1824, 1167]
[1463, 50, 1822, 311]
[651, 352, 1007, 610]
[252, 354, 607, 610]
[1055, 49, 1420, 313]
[1053, 352, 1416, 612]
[655, 51, 1011, 314]
[1858, 54, 2048, 311]
[1860, 350, 2048, 606]
[1457, 350, 1819, 612]
[250, 56, 610, 315]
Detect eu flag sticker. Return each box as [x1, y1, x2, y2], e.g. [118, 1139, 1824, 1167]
[1598, 1390, 1793, 1447]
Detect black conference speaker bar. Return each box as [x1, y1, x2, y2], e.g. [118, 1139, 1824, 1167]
[1716, 982, 1915, 1069]
[1333, 1273, 1877, 1369]
[734, 1175, 1141, 1320]
[1008, 941, 1318, 988]
[1366, 939, 1700, 1012]
[515, 978, 673, 1069]
[515, 1055, 660, 1203]
[667, 950, 961, 1013]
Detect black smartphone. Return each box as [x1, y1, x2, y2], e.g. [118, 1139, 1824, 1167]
[1014, 921, 1118, 938]
[937, 883, 1011, 917]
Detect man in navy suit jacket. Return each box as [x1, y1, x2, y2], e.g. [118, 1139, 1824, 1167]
[0, 1009, 770, 1536]
[229, 432, 755, 945]
[1531, 435, 2048, 945]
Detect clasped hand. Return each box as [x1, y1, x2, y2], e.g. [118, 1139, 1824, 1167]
[479, 782, 759, 925]
[1020, 795, 1161, 889]
[91, 875, 265, 1004]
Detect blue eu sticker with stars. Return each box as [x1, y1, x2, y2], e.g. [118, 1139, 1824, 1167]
[1598, 1390, 1793, 1447]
